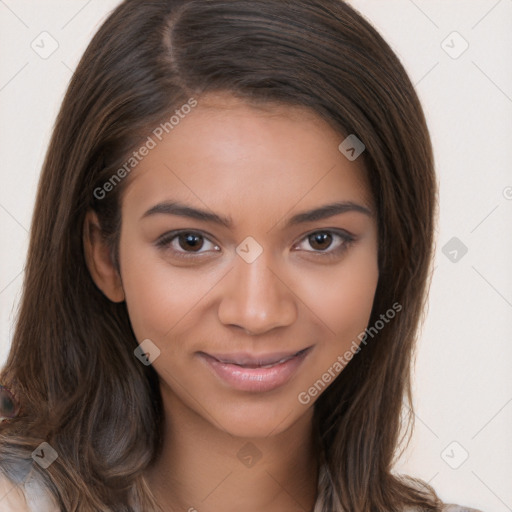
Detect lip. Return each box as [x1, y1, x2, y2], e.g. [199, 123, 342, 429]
[205, 349, 310, 366]
[198, 346, 313, 393]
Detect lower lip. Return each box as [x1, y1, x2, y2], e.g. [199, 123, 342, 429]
[199, 348, 312, 393]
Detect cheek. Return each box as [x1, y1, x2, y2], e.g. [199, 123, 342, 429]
[294, 251, 378, 396]
[334, 270, 377, 336]
[119, 240, 226, 342]
[117, 238, 178, 340]
[305, 250, 379, 342]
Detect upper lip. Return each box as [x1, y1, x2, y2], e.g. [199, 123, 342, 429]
[201, 347, 311, 366]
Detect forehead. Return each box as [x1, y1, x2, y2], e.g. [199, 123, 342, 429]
[121, 92, 374, 221]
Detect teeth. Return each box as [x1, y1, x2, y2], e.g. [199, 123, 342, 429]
[255, 357, 289, 369]
[220, 355, 295, 368]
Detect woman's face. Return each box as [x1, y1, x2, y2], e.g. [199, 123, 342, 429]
[117, 93, 379, 438]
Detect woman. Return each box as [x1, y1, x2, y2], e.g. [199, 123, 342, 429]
[0, 0, 484, 511]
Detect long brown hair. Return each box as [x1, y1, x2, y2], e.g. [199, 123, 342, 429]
[0, 0, 440, 510]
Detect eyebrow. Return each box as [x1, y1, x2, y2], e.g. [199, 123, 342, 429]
[140, 200, 373, 228]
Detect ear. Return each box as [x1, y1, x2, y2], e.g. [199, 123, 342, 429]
[83, 210, 125, 303]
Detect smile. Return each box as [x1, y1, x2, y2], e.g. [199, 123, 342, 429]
[198, 347, 313, 393]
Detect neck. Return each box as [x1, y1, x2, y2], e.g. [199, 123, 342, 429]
[145, 385, 319, 512]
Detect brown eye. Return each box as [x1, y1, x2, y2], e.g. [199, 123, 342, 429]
[155, 230, 221, 259]
[293, 230, 356, 259]
[178, 233, 205, 252]
[308, 232, 334, 251]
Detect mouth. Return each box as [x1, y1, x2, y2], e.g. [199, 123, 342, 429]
[205, 348, 311, 368]
[197, 346, 313, 393]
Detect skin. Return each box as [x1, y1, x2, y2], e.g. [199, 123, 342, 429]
[84, 92, 379, 512]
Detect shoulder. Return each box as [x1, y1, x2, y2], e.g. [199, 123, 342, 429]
[0, 472, 58, 512]
[0, 473, 31, 511]
[401, 477, 485, 512]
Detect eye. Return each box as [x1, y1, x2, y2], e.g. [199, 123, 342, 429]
[155, 230, 220, 259]
[293, 230, 355, 258]
[155, 229, 356, 261]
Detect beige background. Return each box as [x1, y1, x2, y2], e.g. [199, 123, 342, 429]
[0, 1, 511, 510]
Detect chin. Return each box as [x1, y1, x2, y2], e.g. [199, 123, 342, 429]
[208, 399, 311, 439]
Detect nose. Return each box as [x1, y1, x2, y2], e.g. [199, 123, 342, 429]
[217, 250, 298, 336]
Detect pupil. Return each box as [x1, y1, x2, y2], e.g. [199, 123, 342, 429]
[180, 233, 203, 252]
[310, 233, 332, 251]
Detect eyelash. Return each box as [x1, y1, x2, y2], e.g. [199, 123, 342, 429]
[155, 229, 356, 261]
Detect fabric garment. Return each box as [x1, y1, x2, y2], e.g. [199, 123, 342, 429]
[0, 474, 57, 512]
[0, 473, 485, 512]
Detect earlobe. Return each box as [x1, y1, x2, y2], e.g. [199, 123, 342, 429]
[83, 210, 125, 303]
